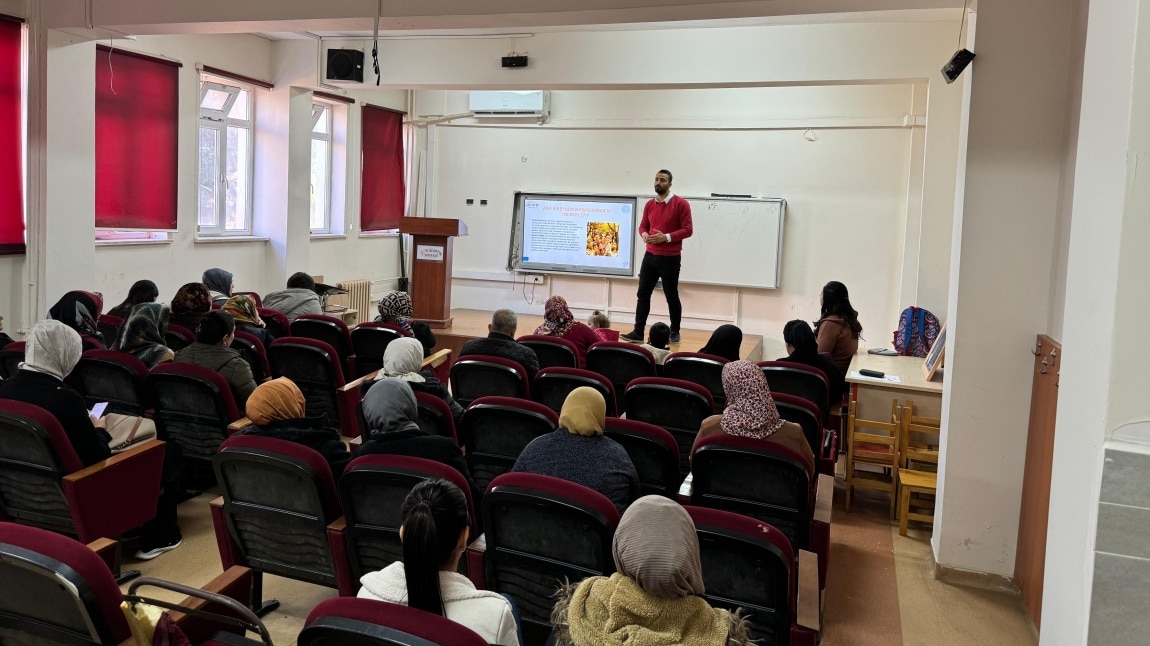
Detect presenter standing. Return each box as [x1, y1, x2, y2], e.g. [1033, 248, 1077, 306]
[621, 170, 693, 345]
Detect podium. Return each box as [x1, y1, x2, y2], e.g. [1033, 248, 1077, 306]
[399, 217, 468, 329]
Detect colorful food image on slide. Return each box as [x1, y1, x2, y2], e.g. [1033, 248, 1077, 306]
[586, 222, 620, 257]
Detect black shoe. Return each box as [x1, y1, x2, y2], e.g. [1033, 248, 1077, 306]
[620, 330, 644, 343]
[669, 331, 682, 344]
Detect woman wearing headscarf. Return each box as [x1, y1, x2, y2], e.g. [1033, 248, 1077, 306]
[221, 295, 276, 347]
[201, 268, 234, 307]
[693, 360, 814, 466]
[699, 324, 743, 362]
[375, 290, 415, 333]
[48, 290, 106, 349]
[355, 378, 480, 505]
[0, 320, 111, 466]
[551, 495, 755, 646]
[113, 303, 175, 369]
[533, 295, 601, 366]
[169, 282, 213, 333]
[238, 377, 351, 479]
[107, 280, 159, 320]
[512, 387, 638, 514]
[373, 337, 463, 427]
[0, 320, 184, 559]
[780, 319, 844, 406]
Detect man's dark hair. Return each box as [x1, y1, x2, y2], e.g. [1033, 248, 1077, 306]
[287, 272, 316, 290]
[648, 322, 671, 349]
[196, 310, 235, 345]
[657, 169, 673, 183]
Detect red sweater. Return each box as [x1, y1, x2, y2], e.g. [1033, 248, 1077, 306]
[639, 194, 693, 256]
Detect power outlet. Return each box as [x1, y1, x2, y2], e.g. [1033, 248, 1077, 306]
[526, 274, 544, 284]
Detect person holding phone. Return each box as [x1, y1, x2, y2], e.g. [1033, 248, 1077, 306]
[621, 169, 693, 346]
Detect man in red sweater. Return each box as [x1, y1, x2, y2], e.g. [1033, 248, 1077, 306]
[621, 169, 693, 345]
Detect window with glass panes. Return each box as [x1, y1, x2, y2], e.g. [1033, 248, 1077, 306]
[310, 103, 333, 233]
[197, 77, 253, 235]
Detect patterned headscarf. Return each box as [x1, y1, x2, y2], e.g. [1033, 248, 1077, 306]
[171, 283, 213, 315]
[535, 295, 575, 337]
[612, 495, 706, 598]
[222, 295, 263, 327]
[47, 291, 104, 343]
[719, 360, 785, 439]
[376, 291, 414, 332]
[20, 320, 82, 381]
[382, 337, 426, 382]
[113, 302, 171, 369]
[246, 377, 307, 425]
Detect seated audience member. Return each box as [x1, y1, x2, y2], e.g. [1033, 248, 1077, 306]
[552, 495, 755, 646]
[355, 378, 480, 504]
[113, 302, 175, 369]
[262, 271, 323, 322]
[693, 360, 814, 466]
[374, 289, 437, 355]
[512, 387, 638, 514]
[640, 322, 672, 365]
[221, 295, 276, 347]
[587, 310, 619, 342]
[201, 268, 234, 307]
[0, 320, 183, 558]
[169, 282, 213, 333]
[48, 290, 106, 349]
[413, 323, 437, 358]
[534, 295, 601, 366]
[358, 479, 521, 646]
[459, 309, 540, 381]
[173, 310, 257, 409]
[238, 377, 351, 479]
[699, 324, 743, 362]
[0, 313, 12, 347]
[373, 337, 464, 428]
[781, 318, 844, 405]
[815, 280, 862, 373]
[107, 280, 159, 320]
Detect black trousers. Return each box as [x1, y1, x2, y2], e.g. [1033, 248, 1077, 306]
[634, 252, 682, 333]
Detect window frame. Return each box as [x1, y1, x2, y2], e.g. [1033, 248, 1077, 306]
[196, 74, 255, 237]
[309, 102, 334, 234]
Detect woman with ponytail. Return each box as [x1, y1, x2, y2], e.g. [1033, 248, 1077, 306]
[358, 479, 521, 646]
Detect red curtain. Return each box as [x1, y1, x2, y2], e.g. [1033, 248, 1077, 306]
[360, 105, 406, 232]
[95, 46, 179, 230]
[0, 17, 23, 254]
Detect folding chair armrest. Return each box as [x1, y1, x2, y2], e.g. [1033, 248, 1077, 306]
[227, 417, 254, 433]
[169, 566, 257, 641]
[210, 497, 242, 571]
[423, 348, 452, 369]
[796, 549, 821, 632]
[87, 537, 118, 573]
[465, 533, 487, 589]
[325, 517, 356, 597]
[814, 474, 833, 525]
[340, 370, 380, 393]
[62, 440, 165, 543]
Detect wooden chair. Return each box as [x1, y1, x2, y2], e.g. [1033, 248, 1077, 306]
[897, 400, 941, 534]
[844, 398, 900, 518]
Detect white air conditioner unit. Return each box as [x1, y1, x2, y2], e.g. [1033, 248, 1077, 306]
[469, 90, 550, 117]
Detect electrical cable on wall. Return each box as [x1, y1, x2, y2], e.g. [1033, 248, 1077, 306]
[372, 0, 381, 85]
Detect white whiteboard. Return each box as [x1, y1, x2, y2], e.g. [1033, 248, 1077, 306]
[636, 196, 786, 289]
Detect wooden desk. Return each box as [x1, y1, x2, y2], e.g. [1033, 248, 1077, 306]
[845, 353, 944, 419]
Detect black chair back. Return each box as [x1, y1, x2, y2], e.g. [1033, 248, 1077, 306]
[449, 356, 529, 408]
[350, 324, 405, 376]
[517, 335, 579, 370]
[291, 316, 354, 379]
[231, 331, 270, 383]
[759, 362, 830, 423]
[584, 343, 656, 414]
[664, 352, 729, 410]
[624, 377, 714, 473]
[459, 397, 556, 492]
[0, 405, 75, 535]
[269, 338, 345, 431]
[0, 345, 25, 380]
[148, 364, 241, 464]
[603, 418, 680, 498]
[532, 367, 617, 417]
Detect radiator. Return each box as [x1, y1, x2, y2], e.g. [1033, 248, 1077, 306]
[333, 279, 372, 324]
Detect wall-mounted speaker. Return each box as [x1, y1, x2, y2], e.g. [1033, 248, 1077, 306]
[502, 55, 529, 68]
[327, 49, 365, 82]
[941, 49, 975, 84]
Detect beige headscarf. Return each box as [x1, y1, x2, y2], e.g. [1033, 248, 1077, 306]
[246, 377, 307, 425]
[382, 337, 426, 383]
[560, 386, 606, 437]
[20, 320, 83, 381]
[612, 495, 705, 599]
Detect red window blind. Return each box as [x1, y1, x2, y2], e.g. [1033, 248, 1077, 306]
[0, 16, 23, 254]
[95, 45, 180, 230]
[360, 105, 406, 232]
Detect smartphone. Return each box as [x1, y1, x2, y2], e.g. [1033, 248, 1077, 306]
[89, 402, 108, 419]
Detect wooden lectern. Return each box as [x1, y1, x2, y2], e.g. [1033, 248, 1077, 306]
[399, 217, 468, 329]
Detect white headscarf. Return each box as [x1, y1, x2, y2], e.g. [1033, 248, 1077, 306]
[21, 320, 83, 380]
[382, 337, 426, 383]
